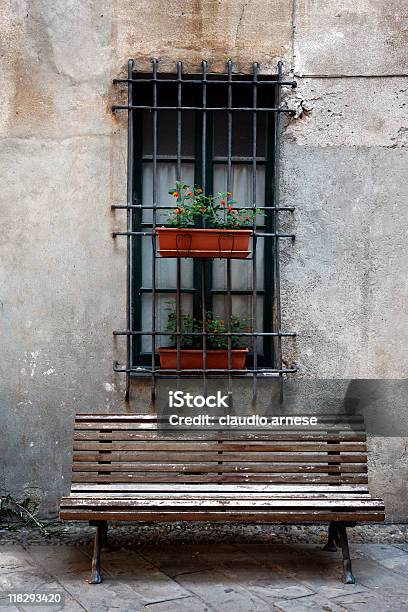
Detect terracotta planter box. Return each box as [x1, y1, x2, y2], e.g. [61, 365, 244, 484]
[156, 227, 252, 259]
[158, 348, 248, 370]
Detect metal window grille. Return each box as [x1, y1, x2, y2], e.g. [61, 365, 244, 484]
[112, 59, 297, 402]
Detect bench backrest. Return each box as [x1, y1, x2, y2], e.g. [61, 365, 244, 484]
[71, 414, 369, 496]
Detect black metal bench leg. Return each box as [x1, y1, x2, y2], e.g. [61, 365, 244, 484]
[101, 521, 110, 552]
[337, 524, 355, 584]
[89, 521, 106, 584]
[323, 522, 337, 552]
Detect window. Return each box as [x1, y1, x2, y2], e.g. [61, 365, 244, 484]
[112, 60, 296, 392]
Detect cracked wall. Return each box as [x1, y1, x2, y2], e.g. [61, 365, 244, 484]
[0, 0, 407, 519]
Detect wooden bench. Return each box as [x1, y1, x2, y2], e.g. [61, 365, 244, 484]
[60, 414, 385, 585]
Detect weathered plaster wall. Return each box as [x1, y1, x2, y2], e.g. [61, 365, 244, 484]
[281, 1, 408, 520]
[0, 0, 407, 519]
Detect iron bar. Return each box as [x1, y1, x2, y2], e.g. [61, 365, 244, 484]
[155, 229, 293, 236]
[202, 60, 208, 196]
[133, 221, 269, 229]
[113, 77, 297, 86]
[139, 287, 196, 294]
[201, 258, 207, 394]
[112, 204, 295, 211]
[201, 60, 208, 395]
[113, 231, 295, 238]
[138, 155, 268, 164]
[175, 61, 183, 377]
[112, 104, 295, 114]
[136, 288, 264, 294]
[226, 59, 233, 395]
[176, 61, 182, 180]
[151, 58, 158, 404]
[251, 62, 258, 402]
[273, 61, 284, 377]
[124, 59, 134, 401]
[211, 289, 265, 295]
[114, 330, 296, 337]
[114, 366, 298, 375]
[176, 259, 182, 375]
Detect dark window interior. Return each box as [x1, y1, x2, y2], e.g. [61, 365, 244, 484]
[131, 74, 278, 369]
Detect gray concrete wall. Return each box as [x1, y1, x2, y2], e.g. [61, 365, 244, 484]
[0, 1, 407, 519]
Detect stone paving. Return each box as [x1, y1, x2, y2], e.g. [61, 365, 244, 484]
[1, 525, 408, 611]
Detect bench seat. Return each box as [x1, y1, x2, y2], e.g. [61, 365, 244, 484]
[61, 490, 384, 522]
[60, 414, 385, 585]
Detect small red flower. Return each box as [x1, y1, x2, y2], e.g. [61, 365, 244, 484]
[172, 191, 179, 198]
[175, 208, 181, 214]
[187, 191, 193, 196]
[201, 207, 206, 213]
[227, 205, 233, 211]
[220, 199, 227, 206]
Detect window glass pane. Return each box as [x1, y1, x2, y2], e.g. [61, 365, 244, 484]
[141, 233, 194, 290]
[213, 112, 266, 157]
[211, 240, 264, 291]
[141, 162, 194, 309]
[213, 164, 265, 206]
[142, 162, 195, 225]
[212, 165, 265, 292]
[143, 111, 195, 156]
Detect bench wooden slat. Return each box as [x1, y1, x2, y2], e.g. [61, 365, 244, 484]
[71, 481, 369, 490]
[74, 414, 364, 421]
[70, 482, 370, 492]
[60, 510, 385, 522]
[73, 441, 367, 452]
[74, 423, 366, 432]
[72, 452, 368, 463]
[60, 497, 384, 509]
[72, 463, 367, 474]
[72, 473, 368, 484]
[73, 432, 367, 442]
[74, 430, 364, 448]
[67, 492, 373, 499]
[73, 432, 366, 442]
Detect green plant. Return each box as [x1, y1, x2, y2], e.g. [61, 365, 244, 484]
[164, 302, 251, 349]
[0, 494, 58, 537]
[166, 181, 261, 229]
[165, 303, 201, 348]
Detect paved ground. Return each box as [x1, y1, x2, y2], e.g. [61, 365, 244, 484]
[1, 525, 408, 611]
